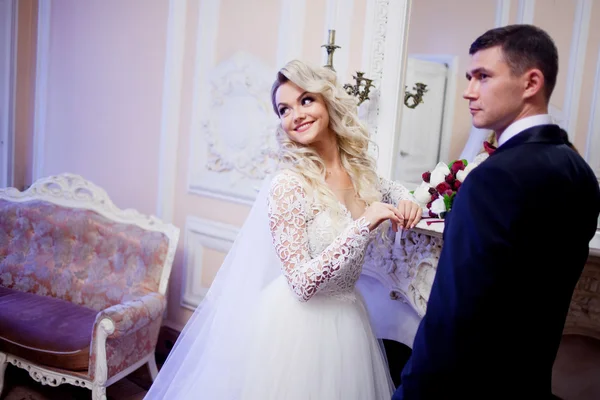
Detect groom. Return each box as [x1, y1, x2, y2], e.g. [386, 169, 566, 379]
[393, 25, 600, 399]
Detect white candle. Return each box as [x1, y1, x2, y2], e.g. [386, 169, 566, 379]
[328, 29, 336, 45]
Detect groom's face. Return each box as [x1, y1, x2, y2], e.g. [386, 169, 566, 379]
[463, 46, 525, 135]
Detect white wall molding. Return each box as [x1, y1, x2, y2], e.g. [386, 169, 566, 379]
[187, 52, 278, 204]
[562, 0, 591, 140]
[156, 0, 188, 223]
[181, 216, 239, 310]
[495, 0, 511, 27]
[0, 0, 16, 188]
[32, 0, 51, 180]
[516, 0, 535, 24]
[323, 0, 355, 81]
[276, 0, 306, 69]
[361, 0, 412, 178]
[585, 47, 600, 180]
[359, 0, 376, 75]
[186, 0, 220, 198]
[187, 0, 285, 204]
[360, 0, 395, 138]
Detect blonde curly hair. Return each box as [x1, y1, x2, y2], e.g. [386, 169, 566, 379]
[270, 60, 383, 227]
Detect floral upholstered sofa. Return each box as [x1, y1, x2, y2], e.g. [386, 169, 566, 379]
[0, 174, 179, 400]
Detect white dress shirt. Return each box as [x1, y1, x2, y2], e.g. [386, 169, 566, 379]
[497, 114, 554, 147]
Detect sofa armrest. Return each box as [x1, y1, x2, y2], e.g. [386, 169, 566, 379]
[94, 292, 166, 339]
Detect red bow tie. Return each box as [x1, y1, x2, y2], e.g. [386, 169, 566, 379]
[483, 141, 497, 155]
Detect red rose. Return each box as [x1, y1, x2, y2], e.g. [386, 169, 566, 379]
[443, 189, 454, 197]
[436, 182, 452, 194]
[422, 171, 431, 183]
[453, 180, 461, 191]
[451, 160, 466, 175]
[445, 174, 455, 185]
[426, 201, 438, 217]
[428, 188, 440, 200]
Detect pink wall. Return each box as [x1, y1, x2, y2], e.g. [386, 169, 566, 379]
[41, 0, 167, 215]
[302, 0, 327, 65]
[215, 0, 281, 66]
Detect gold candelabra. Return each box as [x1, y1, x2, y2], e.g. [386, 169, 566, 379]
[404, 82, 428, 109]
[322, 30, 340, 71]
[344, 73, 374, 106]
[322, 29, 374, 106]
[321, 29, 427, 108]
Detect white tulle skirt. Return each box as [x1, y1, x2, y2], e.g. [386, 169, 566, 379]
[240, 276, 394, 400]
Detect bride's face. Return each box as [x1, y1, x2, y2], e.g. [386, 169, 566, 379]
[275, 81, 331, 146]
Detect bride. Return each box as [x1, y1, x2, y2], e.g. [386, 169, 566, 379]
[144, 59, 422, 400]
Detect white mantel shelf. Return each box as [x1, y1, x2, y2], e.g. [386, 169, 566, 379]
[411, 220, 600, 257]
[411, 218, 444, 238]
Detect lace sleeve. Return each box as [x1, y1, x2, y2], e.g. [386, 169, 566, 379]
[267, 172, 371, 302]
[379, 176, 417, 205]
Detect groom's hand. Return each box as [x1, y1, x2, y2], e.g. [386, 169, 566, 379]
[396, 200, 423, 230]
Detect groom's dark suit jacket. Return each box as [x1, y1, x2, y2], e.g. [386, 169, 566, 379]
[393, 124, 600, 399]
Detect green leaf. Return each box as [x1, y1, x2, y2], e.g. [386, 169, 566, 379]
[443, 192, 456, 211]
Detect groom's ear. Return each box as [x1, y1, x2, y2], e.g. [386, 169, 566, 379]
[522, 68, 545, 100]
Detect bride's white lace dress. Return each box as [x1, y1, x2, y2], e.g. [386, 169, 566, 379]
[240, 170, 414, 400]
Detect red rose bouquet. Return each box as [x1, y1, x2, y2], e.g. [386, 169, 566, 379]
[412, 159, 476, 218]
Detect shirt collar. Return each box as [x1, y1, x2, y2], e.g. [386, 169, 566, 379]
[497, 114, 554, 147]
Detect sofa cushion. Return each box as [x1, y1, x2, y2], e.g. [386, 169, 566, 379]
[0, 286, 97, 371]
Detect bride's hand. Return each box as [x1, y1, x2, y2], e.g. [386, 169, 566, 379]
[397, 200, 423, 230]
[361, 202, 404, 232]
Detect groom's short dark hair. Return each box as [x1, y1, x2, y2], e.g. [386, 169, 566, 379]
[469, 24, 558, 102]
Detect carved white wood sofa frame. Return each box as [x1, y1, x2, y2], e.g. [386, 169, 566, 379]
[0, 173, 179, 400]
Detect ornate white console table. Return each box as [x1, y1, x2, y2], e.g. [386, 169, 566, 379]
[358, 219, 444, 347]
[359, 220, 600, 347]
